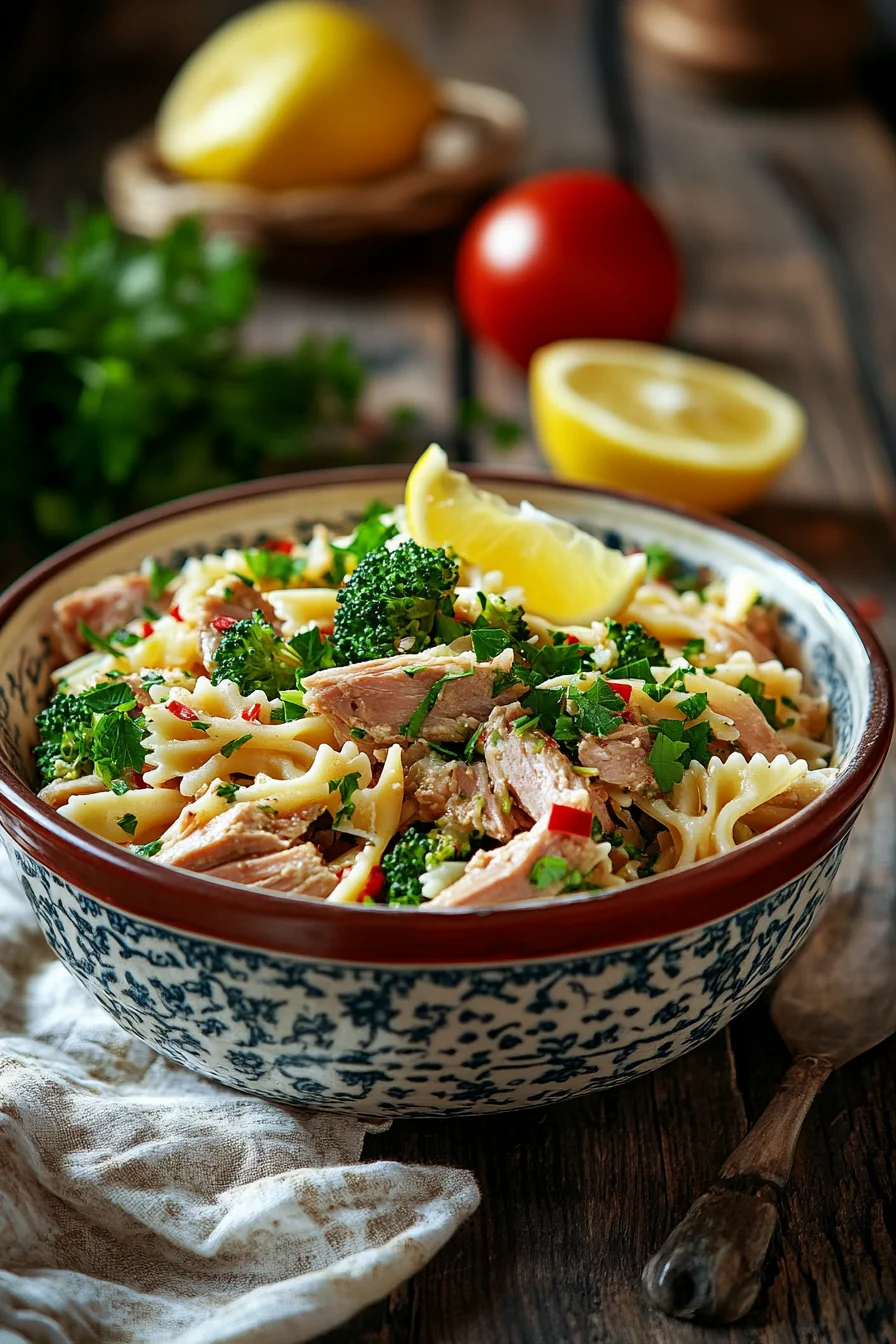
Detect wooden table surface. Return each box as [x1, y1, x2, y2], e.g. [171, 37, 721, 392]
[5, 2, 896, 1340]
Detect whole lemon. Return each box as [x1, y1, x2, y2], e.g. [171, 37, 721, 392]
[157, 0, 439, 190]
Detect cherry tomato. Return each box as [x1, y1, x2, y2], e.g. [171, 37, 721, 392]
[456, 170, 680, 368]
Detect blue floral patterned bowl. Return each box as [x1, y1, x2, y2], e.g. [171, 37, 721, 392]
[0, 471, 891, 1116]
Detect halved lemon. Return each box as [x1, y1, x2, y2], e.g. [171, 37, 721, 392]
[405, 444, 645, 625]
[157, 1, 438, 190]
[530, 340, 806, 514]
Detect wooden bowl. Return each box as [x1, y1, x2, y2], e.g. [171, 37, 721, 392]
[103, 79, 527, 247]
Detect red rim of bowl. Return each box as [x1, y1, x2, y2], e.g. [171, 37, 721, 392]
[0, 467, 891, 966]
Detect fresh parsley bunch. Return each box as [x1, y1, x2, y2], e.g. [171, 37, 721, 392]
[0, 187, 367, 558]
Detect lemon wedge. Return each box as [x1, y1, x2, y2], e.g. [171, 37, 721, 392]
[157, 1, 438, 190]
[530, 340, 806, 514]
[405, 445, 645, 625]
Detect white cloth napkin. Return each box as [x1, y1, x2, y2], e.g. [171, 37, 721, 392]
[0, 850, 479, 1344]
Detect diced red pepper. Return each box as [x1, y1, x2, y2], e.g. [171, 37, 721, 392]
[241, 702, 261, 722]
[566, 634, 580, 644]
[547, 802, 592, 837]
[261, 538, 294, 554]
[167, 700, 198, 721]
[607, 680, 633, 703]
[140, 621, 154, 638]
[169, 604, 183, 622]
[211, 615, 238, 632]
[360, 865, 386, 902]
[856, 595, 884, 622]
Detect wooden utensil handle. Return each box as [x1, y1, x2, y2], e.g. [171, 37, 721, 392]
[642, 1055, 832, 1322]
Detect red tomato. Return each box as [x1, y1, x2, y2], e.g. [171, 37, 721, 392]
[456, 170, 680, 368]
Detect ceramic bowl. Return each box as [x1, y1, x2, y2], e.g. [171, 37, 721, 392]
[0, 471, 891, 1117]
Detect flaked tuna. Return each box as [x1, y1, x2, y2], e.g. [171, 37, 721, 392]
[578, 722, 655, 793]
[205, 844, 337, 899]
[426, 813, 609, 909]
[302, 647, 526, 746]
[483, 705, 612, 833]
[405, 750, 515, 841]
[155, 800, 321, 871]
[51, 573, 161, 663]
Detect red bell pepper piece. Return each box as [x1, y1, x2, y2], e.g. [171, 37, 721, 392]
[211, 615, 238, 632]
[607, 680, 633, 703]
[547, 802, 592, 837]
[241, 703, 261, 722]
[166, 700, 198, 721]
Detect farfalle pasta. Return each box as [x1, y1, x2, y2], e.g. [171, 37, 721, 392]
[32, 483, 835, 910]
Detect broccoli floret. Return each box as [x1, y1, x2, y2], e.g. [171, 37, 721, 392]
[605, 619, 668, 669]
[34, 694, 94, 784]
[476, 593, 530, 644]
[34, 679, 145, 787]
[333, 540, 459, 663]
[381, 823, 470, 907]
[212, 611, 342, 697]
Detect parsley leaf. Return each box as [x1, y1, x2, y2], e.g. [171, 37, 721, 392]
[471, 627, 512, 662]
[676, 691, 709, 720]
[145, 558, 178, 601]
[243, 547, 306, 586]
[215, 782, 240, 802]
[529, 855, 570, 889]
[134, 840, 163, 858]
[402, 670, 474, 740]
[92, 712, 146, 785]
[569, 679, 626, 738]
[682, 638, 705, 661]
[738, 674, 779, 726]
[116, 813, 139, 836]
[220, 733, 253, 758]
[648, 729, 690, 792]
[79, 681, 137, 713]
[328, 772, 363, 828]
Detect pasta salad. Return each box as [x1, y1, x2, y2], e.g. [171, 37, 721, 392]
[32, 471, 834, 910]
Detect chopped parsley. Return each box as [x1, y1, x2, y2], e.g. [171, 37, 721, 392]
[79, 681, 137, 714]
[529, 855, 570, 889]
[220, 733, 253, 758]
[569, 679, 627, 738]
[682, 638, 705, 661]
[328, 772, 363, 828]
[326, 501, 399, 584]
[116, 813, 139, 836]
[471, 627, 512, 662]
[134, 839, 163, 858]
[215, 782, 240, 802]
[675, 691, 709, 721]
[109, 778, 130, 796]
[141, 670, 166, 690]
[349, 726, 368, 740]
[648, 717, 714, 791]
[145, 558, 178, 602]
[77, 622, 132, 658]
[738, 674, 779, 727]
[242, 546, 306, 586]
[402, 669, 474, 739]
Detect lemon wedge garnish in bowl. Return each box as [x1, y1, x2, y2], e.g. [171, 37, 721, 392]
[405, 444, 645, 625]
[157, 0, 439, 190]
[530, 340, 806, 514]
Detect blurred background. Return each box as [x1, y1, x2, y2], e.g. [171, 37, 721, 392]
[2, 0, 896, 604]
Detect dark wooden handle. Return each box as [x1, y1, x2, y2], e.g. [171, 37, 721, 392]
[642, 1055, 833, 1322]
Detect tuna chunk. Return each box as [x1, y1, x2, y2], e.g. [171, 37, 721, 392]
[38, 773, 108, 810]
[579, 723, 656, 793]
[204, 844, 337, 899]
[405, 750, 515, 841]
[426, 814, 609, 910]
[51, 573, 159, 663]
[302, 648, 526, 747]
[703, 681, 784, 760]
[483, 705, 612, 833]
[156, 801, 320, 871]
[195, 579, 281, 670]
